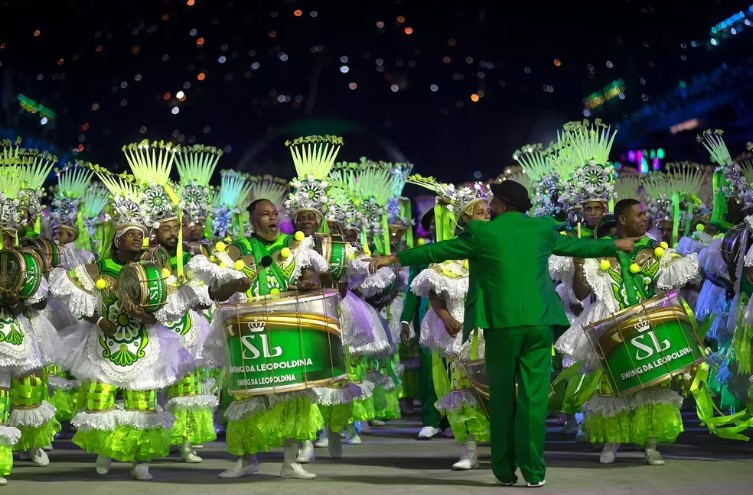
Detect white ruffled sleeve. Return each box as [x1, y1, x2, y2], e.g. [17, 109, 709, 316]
[698, 239, 728, 277]
[357, 267, 397, 298]
[187, 254, 243, 290]
[290, 236, 329, 280]
[410, 266, 469, 301]
[549, 254, 573, 283]
[656, 250, 699, 290]
[48, 265, 100, 318]
[25, 276, 49, 306]
[583, 259, 619, 314]
[155, 281, 212, 323]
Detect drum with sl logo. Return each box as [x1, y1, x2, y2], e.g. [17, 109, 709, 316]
[219, 288, 347, 396]
[0, 248, 43, 300]
[584, 289, 706, 396]
[317, 234, 347, 282]
[118, 261, 168, 313]
[20, 237, 60, 274]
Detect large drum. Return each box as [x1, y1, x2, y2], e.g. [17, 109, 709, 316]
[318, 234, 347, 282]
[219, 289, 348, 396]
[118, 261, 168, 313]
[457, 332, 488, 404]
[140, 246, 171, 272]
[584, 289, 706, 396]
[20, 237, 60, 274]
[0, 249, 43, 300]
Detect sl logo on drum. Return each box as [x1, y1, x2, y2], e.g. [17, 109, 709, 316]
[240, 320, 282, 360]
[630, 317, 670, 361]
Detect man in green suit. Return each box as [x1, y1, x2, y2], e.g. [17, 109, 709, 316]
[369, 181, 638, 487]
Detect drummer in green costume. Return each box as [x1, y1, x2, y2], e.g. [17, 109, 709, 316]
[218, 193, 329, 480]
[369, 180, 636, 487]
[0, 144, 64, 485]
[127, 142, 230, 466]
[563, 198, 699, 466]
[50, 161, 194, 481]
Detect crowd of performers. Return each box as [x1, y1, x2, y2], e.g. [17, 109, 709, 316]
[0, 121, 752, 485]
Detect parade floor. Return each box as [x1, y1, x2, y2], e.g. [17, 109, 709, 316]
[6, 411, 753, 495]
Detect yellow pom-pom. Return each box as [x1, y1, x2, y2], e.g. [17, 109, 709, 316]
[270, 288, 280, 294]
[161, 268, 171, 278]
[463, 260, 469, 270]
[280, 247, 291, 259]
[215, 241, 226, 252]
[560, 231, 567, 236]
[417, 238, 426, 246]
[294, 231, 305, 242]
[696, 224, 705, 232]
[659, 241, 669, 249]
[234, 260, 245, 271]
[599, 260, 611, 271]
[629, 263, 641, 274]
[95, 278, 107, 290]
[224, 236, 232, 243]
[654, 247, 665, 258]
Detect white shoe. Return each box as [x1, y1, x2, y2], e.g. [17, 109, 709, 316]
[218, 455, 259, 478]
[314, 430, 329, 448]
[130, 462, 153, 481]
[369, 419, 386, 427]
[645, 448, 665, 466]
[417, 426, 440, 439]
[345, 425, 361, 445]
[180, 441, 202, 463]
[328, 431, 342, 459]
[0, 476, 6, 486]
[527, 480, 546, 487]
[452, 439, 479, 470]
[96, 455, 112, 475]
[192, 444, 204, 449]
[600, 443, 619, 464]
[296, 441, 315, 464]
[452, 457, 479, 470]
[280, 462, 316, 479]
[28, 448, 49, 467]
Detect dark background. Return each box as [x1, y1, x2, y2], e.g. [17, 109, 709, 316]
[1, 0, 752, 189]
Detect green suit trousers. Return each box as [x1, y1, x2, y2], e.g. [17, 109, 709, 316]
[484, 326, 553, 484]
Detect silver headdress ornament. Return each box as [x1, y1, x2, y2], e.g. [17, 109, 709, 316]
[175, 143, 222, 224]
[121, 139, 181, 229]
[85, 163, 148, 236]
[329, 162, 368, 230]
[513, 143, 559, 216]
[559, 119, 617, 207]
[0, 167, 23, 234]
[284, 135, 343, 219]
[50, 161, 94, 233]
[16, 147, 57, 229]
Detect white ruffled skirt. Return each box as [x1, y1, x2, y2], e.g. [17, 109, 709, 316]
[60, 321, 194, 390]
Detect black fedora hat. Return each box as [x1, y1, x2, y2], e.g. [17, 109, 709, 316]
[490, 180, 532, 211]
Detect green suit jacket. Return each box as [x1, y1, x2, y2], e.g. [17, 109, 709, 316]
[397, 212, 618, 337]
